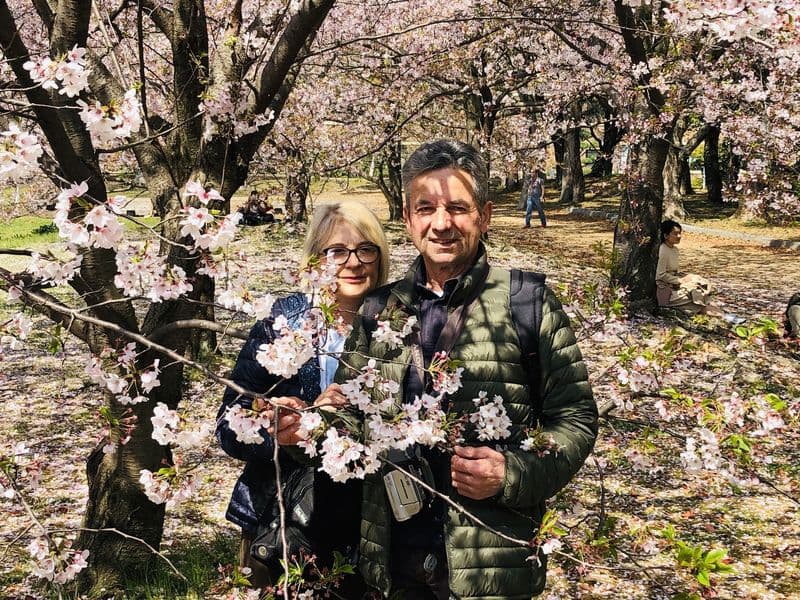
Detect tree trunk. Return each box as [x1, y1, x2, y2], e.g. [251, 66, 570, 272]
[704, 125, 723, 204]
[376, 136, 403, 221]
[663, 117, 689, 220]
[187, 273, 217, 359]
[678, 155, 693, 196]
[611, 136, 669, 310]
[662, 147, 686, 220]
[552, 132, 565, 188]
[77, 359, 183, 596]
[286, 163, 310, 222]
[589, 114, 622, 178]
[559, 126, 585, 204]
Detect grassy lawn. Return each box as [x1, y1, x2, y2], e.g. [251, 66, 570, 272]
[0, 216, 59, 248]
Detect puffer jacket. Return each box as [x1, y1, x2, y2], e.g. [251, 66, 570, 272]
[337, 251, 598, 599]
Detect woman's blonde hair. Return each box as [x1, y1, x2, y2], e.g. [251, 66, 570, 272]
[301, 201, 389, 287]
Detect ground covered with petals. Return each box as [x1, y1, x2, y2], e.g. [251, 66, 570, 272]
[1, 189, 798, 599]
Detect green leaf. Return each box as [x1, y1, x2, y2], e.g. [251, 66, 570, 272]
[696, 569, 711, 587]
[705, 548, 727, 565]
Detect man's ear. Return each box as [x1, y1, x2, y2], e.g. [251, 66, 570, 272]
[479, 202, 493, 233]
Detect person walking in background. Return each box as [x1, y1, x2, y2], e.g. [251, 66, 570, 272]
[524, 168, 547, 228]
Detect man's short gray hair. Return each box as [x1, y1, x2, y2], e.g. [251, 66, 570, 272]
[402, 139, 488, 210]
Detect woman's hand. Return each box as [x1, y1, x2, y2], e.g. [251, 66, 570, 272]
[259, 396, 307, 446]
[314, 383, 348, 410]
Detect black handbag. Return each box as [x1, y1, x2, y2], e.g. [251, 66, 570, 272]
[250, 465, 316, 567]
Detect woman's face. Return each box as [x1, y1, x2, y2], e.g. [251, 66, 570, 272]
[321, 222, 380, 306]
[665, 226, 682, 247]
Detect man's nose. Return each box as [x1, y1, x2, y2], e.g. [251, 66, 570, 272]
[431, 206, 452, 229]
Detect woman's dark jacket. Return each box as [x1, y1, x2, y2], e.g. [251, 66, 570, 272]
[216, 293, 361, 560]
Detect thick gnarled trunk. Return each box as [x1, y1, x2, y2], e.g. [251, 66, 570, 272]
[612, 136, 668, 309]
[376, 135, 404, 221]
[559, 125, 585, 204]
[705, 125, 723, 204]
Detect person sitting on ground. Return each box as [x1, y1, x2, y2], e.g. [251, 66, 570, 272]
[257, 197, 275, 224]
[785, 293, 800, 338]
[216, 201, 389, 591]
[656, 219, 719, 315]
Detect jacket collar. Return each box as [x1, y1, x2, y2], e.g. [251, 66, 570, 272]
[392, 242, 489, 310]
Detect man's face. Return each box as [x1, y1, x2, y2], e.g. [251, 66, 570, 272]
[404, 167, 492, 280]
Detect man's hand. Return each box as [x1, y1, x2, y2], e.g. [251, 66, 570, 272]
[260, 396, 306, 446]
[450, 445, 506, 500]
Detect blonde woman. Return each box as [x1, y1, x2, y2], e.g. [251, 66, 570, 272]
[216, 201, 388, 590]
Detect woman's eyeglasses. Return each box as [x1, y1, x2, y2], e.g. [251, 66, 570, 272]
[322, 244, 380, 265]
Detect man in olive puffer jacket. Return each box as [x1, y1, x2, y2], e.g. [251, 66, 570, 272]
[335, 139, 598, 599]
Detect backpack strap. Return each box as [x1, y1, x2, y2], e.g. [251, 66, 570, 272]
[509, 269, 546, 426]
[360, 286, 395, 339]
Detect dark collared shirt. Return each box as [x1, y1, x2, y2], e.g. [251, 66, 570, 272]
[392, 263, 461, 551]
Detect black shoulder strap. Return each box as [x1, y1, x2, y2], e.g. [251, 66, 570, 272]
[360, 286, 394, 339]
[509, 269, 546, 425]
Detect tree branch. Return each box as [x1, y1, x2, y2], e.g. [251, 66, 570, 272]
[148, 319, 249, 342]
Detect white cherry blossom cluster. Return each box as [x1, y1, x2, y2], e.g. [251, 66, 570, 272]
[319, 428, 379, 483]
[680, 428, 722, 472]
[1, 312, 33, 351]
[27, 536, 89, 584]
[114, 243, 193, 302]
[0, 122, 44, 182]
[255, 314, 318, 379]
[150, 402, 211, 450]
[222, 404, 272, 445]
[372, 314, 418, 349]
[23, 45, 89, 98]
[179, 181, 242, 251]
[0, 442, 42, 500]
[216, 283, 276, 320]
[663, 1, 798, 41]
[184, 180, 224, 206]
[284, 258, 339, 298]
[469, 391, 512, 441]
[199, 83, 274, 141]
[616, 355, 659, 395]
[138, 467, 199, 509]
[179, 208, 242, 252]
[749, 395, 788, 437]
[52, 181, 127, 251]
[25, 248, 83, 287]
[85, 347, 162, 404]
[77, 89, 142, 144]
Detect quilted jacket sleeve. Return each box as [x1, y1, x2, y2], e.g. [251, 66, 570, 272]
[216, 296, 307, 463]
[498, 286, 598, 509]
[215, 319, 281, 463]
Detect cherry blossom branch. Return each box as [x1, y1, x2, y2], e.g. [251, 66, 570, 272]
[5, 280, 257, 397]
[53, 527, 187, 581]
[0, 267, 91, 342]
[147, 319, 249, 342]
[95, 113, 201, 154]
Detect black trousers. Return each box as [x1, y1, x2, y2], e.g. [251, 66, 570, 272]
[389, 546, 451, 600]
